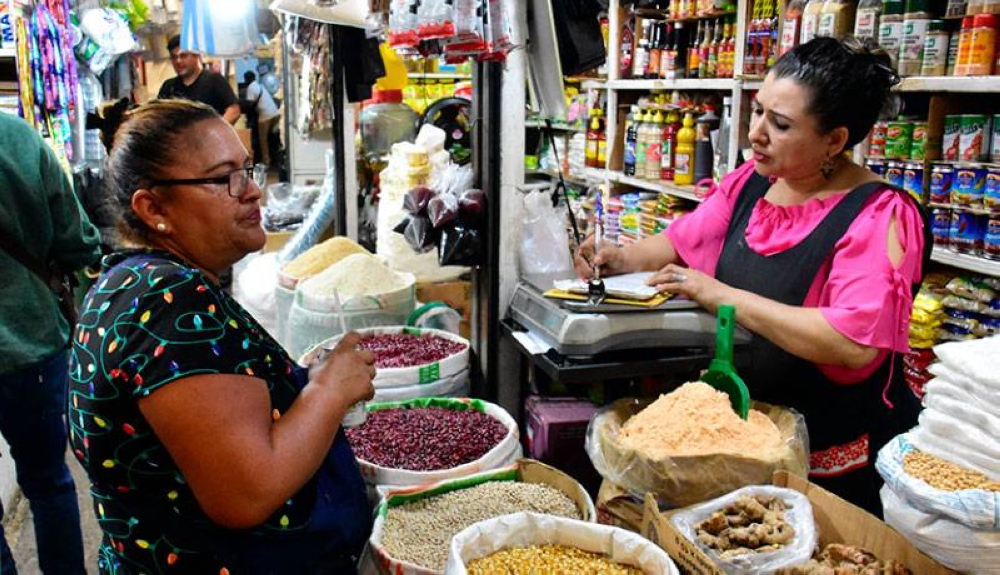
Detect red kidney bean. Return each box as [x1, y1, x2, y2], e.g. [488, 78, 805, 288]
[346, 407, 508, 471]
[358, 334, 467, 369]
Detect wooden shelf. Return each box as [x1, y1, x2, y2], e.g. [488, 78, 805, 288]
[897, 76, 1000, 93]
[931, 247, 1000, 277]
[609, 78, 736, 91]
[928, 202, 999, 216]
[526, 120, 586, 133]
[583, 168, 706, 202]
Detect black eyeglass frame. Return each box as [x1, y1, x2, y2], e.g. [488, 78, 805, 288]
[147, 166, 255, 199]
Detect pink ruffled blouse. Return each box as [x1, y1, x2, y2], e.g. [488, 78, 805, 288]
[665, 161, 924, 384]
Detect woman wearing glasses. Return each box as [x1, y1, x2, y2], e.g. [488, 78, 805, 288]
[68, 100, 376, 573]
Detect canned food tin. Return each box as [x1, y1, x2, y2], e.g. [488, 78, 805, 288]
[929, 162, 954, 204]
[942, 115, 961, 161]
[886, 121, 914, 159]
[866, 158, 886, 177]
[870, 121, 888, 158]
[959, 114, 989, 162]
[910, 122, 928, 161]
[950, 210, 987, 254]
[952, 164, 987, 207]
[992, 115, 1000, 163]
[932, 208, 952, 246]
[903, 161, 925, 198]
[985, 165, 1000, 210]
[985, 216, 1000, 260]
[885, 161, 905, 189]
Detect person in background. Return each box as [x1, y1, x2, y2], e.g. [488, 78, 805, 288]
[243, 71, 281, 167]
[0, 113, 101, 575]
[158, 35, 240, 124]
[69, 99, 375, 573]
[575, 37, 927, 516]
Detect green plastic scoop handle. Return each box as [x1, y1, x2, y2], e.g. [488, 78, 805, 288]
[701, 304, 751, 420]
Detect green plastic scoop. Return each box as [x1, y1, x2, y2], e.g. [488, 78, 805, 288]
[701, 304, 751, 420]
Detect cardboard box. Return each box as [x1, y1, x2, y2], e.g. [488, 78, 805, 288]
[597, 479, 645, 533]
[641, 471, 958, 575]
[416, 280, 471, 319]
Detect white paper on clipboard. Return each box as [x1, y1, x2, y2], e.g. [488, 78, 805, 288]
[553, 272, 660, 301]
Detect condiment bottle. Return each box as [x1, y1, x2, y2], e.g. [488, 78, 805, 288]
[660, 23, 676, 79]
[619, 17, 635, 79]
[645, 110, 664, 180]
[634, 109, 650, 174]
[900, 0, 933, 76]
[661, 109, 681, 181]
[818, 0, 858, 38]
[596, 111, 608, 168]
[801, 0, 826, 44]
[964, 13, 997, 74]
[632, 19, 651, 79]
[624, 106, 640, 176]
[585, 109, 600, 168]
[920, 20, 950, 75]
[647, 22, 663, 79]
[693, 110, 718, 183]
[674, 113, 697, 185]
[855, 0, 883, 40]
[879, 0, 905, 67]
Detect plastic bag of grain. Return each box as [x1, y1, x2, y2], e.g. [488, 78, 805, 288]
[367, 459, 595, 575]
[446, 512, 677, 575]
[586, 383, 809, 507]
[346, 398, 522, 498]
[298, 327, 470, 387]
[669, 485, 817, 575]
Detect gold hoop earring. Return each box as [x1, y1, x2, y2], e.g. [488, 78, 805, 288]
[820, 155, 837, 179]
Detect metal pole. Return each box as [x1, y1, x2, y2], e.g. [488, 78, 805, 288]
[329, 26, 347, 236]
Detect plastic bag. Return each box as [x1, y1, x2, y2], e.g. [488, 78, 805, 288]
[181, 0, 258, 58]
[585, 398, 809, 507]
[909, 407, 1000, 477]
[946, 277, 997, 303]
[232, 252, 279, 339]
[428, 193, 459, 228]
[446, 512, 679, 575]
[403, 215, 438, 252]
[881, 485, 1000, 575]
[876, 434, 1000, 530]
[932, 336, 1000, 389]
[438, 223, 482, 266]
[519, 190, 574, 276]
[263, 183, 321, 231]
[670, 486, 818, 575]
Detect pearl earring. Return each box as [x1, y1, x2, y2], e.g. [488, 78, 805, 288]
[156, 223, 167, 232]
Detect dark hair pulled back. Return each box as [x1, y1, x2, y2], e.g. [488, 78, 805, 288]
[771, 36, 900, 150]
[105, 99, 219, 244]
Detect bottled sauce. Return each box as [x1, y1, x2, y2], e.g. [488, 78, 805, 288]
[688, 21, 703, 78]
[585, 109, 600, 168]
[674, 113, 698, 185]
[597, 111, 608, 168]
[899, 0, 933, 76]
[781, 0, 807, 55]
[623, 106, 640, 176]
[720, 18, 736, 77]
[762, 0, 778, 71]
[818, 0, 858, 38]
[699, 20, 713, 78]
[801, 0, 826, 44]
[633, 19, 651, 79]
[662, 110, 681, 181]
[854, 0, 882, 40]
[660, 23, 676, 79]
[706, 18, 722, 78]
[645, 110, 665, 180]
[620, 17, 635, 79]
[921, 20, 950, 75]
[634, 110, 650, 174]
[879, 0, 904, 67]
[694, 110, 718, 182]
[747, 0, 764, 75]
[647, 22, 662, 79]
[673, 23, 689, 78]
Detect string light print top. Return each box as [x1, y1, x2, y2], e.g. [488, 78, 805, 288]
[67, 250, 371, 574]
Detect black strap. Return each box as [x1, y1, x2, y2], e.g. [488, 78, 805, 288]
[0, 225, 57, 287]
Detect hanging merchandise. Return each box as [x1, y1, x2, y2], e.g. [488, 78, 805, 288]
[387, 0, 515, 62]
[181, 0, 259, 58]
[75, 8, 138, 74]
[270, 0, 372, 28]
[289, 17, 334, 134]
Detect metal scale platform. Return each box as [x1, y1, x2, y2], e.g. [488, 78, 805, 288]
[503, 273, 751, 385]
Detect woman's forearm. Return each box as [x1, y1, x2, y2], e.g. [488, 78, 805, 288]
[622, 234, 679, 272]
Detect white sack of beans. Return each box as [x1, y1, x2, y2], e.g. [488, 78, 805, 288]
[347, 398, 522, 495]
[367, 460, 596, 575]
[285, 294, 416, 360]
[371, 369, 470, 403]
[445, 512, 678, 575]
[299, 327, 470, 388]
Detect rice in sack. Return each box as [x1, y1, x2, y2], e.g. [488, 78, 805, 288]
[586, 382, 809, 507]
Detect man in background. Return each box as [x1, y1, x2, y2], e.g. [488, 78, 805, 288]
[243, 71, 281, 167]
[159, 34, 240, 124]
[0, 113, 100, 574]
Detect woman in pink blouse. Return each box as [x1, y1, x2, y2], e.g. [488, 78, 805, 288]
[575, 37, 927, 516]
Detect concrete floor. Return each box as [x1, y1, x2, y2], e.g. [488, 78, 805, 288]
[7, 453, 101, 574]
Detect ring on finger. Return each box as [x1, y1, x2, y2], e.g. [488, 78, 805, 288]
[671, 272, 688, 283]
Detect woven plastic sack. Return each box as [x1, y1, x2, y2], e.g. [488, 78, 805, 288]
[669, 486, 817, 575]
[354, 398, 522, 495]
[586, 398, 809, 507]
[298, 326, 469, 387]
[367, 461, 596, 575]
[909, 407, 1000, 479]
[882, 485, 1000, 575]
[876, 433, 1000, 530]
[446, 512, 678, 575]
[371, 369, 470, 403]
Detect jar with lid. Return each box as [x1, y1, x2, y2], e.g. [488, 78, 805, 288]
[359, 89, 420, 159]
[818, 0, 858, 37]
[879, 0, 905, 66]
[921, 20, 950, 75]
[899, 0, 933, 76]
[855, 0, 883, 40]
[801, 0, 826, 43]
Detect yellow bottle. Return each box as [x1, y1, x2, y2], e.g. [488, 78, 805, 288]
[673, 113, 697, 185]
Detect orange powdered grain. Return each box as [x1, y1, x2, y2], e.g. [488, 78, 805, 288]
[618, 382, 782, 458]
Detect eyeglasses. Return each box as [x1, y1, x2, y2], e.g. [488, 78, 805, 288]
[148, 166, 255, 199]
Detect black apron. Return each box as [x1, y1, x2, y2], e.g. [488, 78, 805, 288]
[714, 172, 921, 516]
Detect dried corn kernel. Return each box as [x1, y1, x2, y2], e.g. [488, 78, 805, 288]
[903, 450, 1000, 492]
[467, 544, 645, 575]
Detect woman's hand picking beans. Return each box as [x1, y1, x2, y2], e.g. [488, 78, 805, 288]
[312, 331, 376, 406]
